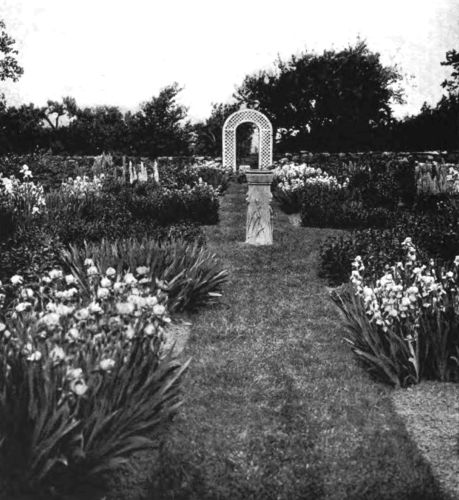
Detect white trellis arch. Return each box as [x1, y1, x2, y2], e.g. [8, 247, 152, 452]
[222, 109, 273, 171]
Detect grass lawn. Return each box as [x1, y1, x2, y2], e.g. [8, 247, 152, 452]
[109, 181, 449, 500]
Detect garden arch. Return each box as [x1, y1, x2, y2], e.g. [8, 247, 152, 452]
[222, 109, 273, 171]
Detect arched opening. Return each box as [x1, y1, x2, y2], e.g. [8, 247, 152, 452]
[236, 122, 258, 169]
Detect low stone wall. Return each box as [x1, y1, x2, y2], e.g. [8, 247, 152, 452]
[274, 150, 459, 164]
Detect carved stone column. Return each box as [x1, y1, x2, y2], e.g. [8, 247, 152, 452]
[245, 170, 274, 245]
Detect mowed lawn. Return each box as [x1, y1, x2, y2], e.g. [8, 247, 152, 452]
[111, 181, 447, 500]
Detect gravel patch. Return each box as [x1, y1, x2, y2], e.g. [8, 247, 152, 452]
[391, 381, 459, 499]
[163, 319, 192, 356]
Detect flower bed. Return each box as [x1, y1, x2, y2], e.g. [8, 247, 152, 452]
[271, 163, 348, 214]
[331, 239, 459, 387]
[0, 263, 190, 498]
[0, 158, 229, 498]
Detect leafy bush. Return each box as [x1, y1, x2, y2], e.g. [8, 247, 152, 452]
[157, 163, 199, 189]
[0, 265, 189, 498]
[301, 184, 396, 229]
[0, 226, 65, 308]
[61, 237, 228, 313]
[102, 178, 219, 226]
[193, 161, 232, 193]
[331, 241, 459, 387]
[154, 183, 219, 226]
[0, 203, 15, 242]
[346, 159, 416, 210]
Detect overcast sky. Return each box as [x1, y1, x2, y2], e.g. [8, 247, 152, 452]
[1, 0, 458, 121]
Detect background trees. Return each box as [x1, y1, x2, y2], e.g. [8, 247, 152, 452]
[393, 50, 459, 151]
[126, 83, 191, 157]
[0, 17, 456, 156]
[234, 41, 404, 152]
[191, 102, 253, 157]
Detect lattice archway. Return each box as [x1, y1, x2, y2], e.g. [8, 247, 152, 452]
[222, 109, 273, 171]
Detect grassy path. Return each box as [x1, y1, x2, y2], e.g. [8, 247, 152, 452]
[123, 182, 446, 500]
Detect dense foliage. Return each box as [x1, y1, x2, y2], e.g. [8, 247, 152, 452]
[392, 49, 459, 151]
[235, 40, 404, 152]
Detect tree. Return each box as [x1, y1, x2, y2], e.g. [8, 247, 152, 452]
[43, 97, 78, 129]
[127, 83, 191, 156]
[441, 49, 459, 96]
[0, 102, 44, 153]
[65, 104, 129, 154]
[0, 20, 23, 84]
[191, 102, 252, 157]
[235, 40, 404, 151]
[393, 49, 459, 151]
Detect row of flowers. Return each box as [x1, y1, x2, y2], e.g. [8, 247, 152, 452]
[0, 256, 190, 496]
[332, 237, 459, 387]
[0, 162, 225, 243]
[1, 259, 171, 400]
[271, 162, 349, 213]
[60, 173, 106, 199]
[0, 164, 46, 217]
[415, 161, 459, 195]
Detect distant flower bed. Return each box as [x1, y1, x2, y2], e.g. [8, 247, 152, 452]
[60, 173, 106, 198]
[272, 163, 348, 213]
[416, 161, 459, 195]
[158, 158, 232, 193]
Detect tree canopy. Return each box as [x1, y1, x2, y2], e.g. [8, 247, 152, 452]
[0, 20, 23, 84]
[127, 83, 190, 156]
[191, 102, 253, 157]
[392, 49, 459, 151]
[235, 41, 404, 151]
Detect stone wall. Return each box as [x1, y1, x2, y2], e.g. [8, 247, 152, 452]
[274, 151, 459, 164]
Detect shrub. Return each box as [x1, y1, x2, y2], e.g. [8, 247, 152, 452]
[44, 179, 215, 245]
[301, 184, 396, 229]
[0, 264, 189, 498]
[346, 159, 416, 210]
[142, 183, 219, 226]
[193, 161, 232, 193]
[0, 203, 15, 242]
[331, 241, 459, 387]
[157, 162, 199, 190]
[61, 237, 228, 313]
[0, 226, 65, 308]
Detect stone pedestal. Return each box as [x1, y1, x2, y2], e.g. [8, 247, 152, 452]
[245, 170, 274, 245]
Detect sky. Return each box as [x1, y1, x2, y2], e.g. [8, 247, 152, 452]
[0, 0, 458, 122]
